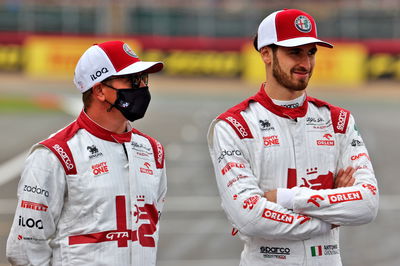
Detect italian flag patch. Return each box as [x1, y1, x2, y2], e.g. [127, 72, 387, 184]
[311, 245, 323, 257]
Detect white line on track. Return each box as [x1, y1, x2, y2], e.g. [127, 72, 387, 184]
[0, 150, 28, 187]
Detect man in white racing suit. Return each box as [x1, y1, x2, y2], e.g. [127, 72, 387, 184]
[7, 41, 167, 265]
[207, 9, 379, 266]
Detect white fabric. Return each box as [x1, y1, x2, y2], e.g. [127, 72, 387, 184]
[7, 113, 167, 266]
[207, 92, 378, 265]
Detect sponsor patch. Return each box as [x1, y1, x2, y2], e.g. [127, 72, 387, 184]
[227, 174, 249, 187]
[18, 216, 43, 229]
[91, 162, 109, 176]
[218, 149, 242, 163]
[226, 116, 249, 138]
[259, 119, 275, 131]
[140, 162, 154, 175]
[23, 185, 49, 197]
[316, 133, 335, 146]
[52, 144, 74, 170]
[262, 209, 294, 224]
[87, 145, 103, 159]
[311, 244, 339, 257]
[328, 191, 363, 204]
[242, 195, 260, 210]
[295, 15, 312, 33]
[263, 135, 280, 147]
[260, 246, 291, 259]
[351, 153, 370, 161]
[362, 184, 377, 195]
[221, 162, 245, 175]
[21, 200, 48, 212]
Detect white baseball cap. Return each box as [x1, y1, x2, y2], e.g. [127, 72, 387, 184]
[74, 41, 164, 93]
[256, 9, 333, 51]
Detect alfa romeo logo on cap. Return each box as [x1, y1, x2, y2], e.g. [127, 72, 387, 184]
[294, 15, 312, 33]
[123, 43, 138, 58]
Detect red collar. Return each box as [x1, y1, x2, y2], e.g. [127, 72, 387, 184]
[77, 111, 132, 143]
[253, 83, 309, 119]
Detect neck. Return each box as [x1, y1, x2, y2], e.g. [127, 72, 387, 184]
[85, 104, 128, 134]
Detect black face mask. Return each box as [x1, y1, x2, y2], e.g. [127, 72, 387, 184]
[108, 86, 151, 122]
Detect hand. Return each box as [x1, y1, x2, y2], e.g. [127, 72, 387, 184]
[264, 189, 277, 203]
[334, 166, 356, 188]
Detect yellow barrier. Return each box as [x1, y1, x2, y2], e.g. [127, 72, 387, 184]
[24, 36, 142, 79]
[242, 42, 368, 87]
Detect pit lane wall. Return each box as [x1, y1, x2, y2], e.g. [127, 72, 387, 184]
[0, 33, 399, 85]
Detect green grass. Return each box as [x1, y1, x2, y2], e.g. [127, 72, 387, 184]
[0, 97, 61, 113]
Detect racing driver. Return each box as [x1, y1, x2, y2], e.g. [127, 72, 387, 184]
[207, 9, 379, 265]
[7, 41, 167, 265]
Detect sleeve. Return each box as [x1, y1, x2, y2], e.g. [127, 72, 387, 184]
[156, 162, 167, 215]
[278, 115, 379, 225]
[6, 147, 66, 266]
[207, 120, 331, 240]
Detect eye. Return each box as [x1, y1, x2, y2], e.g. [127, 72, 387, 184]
[308, 48, 317, 56]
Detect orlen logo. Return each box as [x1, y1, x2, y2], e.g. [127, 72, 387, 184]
[90, 67, 109, 81]
[92, 162, 109, 176]
[337, 110, 347, 131]
[106, 231, 130, 240]
[262, 209, 294, 224]
[52, 144, 74, 170]
[316, 133, 335, 146]
[226, 116, 248, 137]
[351, 153, 370, 161]
[221, 162, 245, 175]
[328, 191, 363, 204]
[263, 135, 280, 147]
[140, 162, 153, 175]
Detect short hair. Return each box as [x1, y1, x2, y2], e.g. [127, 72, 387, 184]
[82, 88, 93, 110]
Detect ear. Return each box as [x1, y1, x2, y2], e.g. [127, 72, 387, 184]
[260, 47, 273, 65]
[91, 83, 106, 102]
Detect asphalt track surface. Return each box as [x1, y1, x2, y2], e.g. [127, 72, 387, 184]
[1, 74, 400, 266]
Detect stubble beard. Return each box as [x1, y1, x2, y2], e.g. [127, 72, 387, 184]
[272, 52, 311, 92]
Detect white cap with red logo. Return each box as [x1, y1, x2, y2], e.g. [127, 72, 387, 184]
[256, 9, 333, 51]
[74, 41, 163, 93]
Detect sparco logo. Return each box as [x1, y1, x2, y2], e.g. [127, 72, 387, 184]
[260, 246, 291, 255]
[52, 144, 74, 170]
[218, 150, 242, 163]
[226, 116, 248, 137]
[19, 216, 43, 229]
[24, 185, 49, 197]
[90, 67, 109, 81]
[337, 110, 347, 131]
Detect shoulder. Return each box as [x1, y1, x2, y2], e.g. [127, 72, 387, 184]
[38, 121, 80, 175]
[215, 97, 255, 139]
[131, 129, 165, 169]
[307, 96, 351, 134]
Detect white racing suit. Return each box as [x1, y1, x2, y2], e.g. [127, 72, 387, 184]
[207, 84, 379, 266]
[7, 111, 167, 266]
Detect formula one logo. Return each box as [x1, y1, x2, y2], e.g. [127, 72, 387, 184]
[259, 119, 275, 131]
[263, 135, 280, 147]
[91, 162, 109, 176]
[262, 209, 294, 224]
[307, 195, 324, 207]
[328, 191, 363, 204]
[221, 162, 245, 175]
[87, 145, 103, 159]
[242, 195, 260, 210]
[140, 162, 154, 175]
[21, 200, 48, 212]
[260, 246, 291, 259]
[295, 15, 312, 33]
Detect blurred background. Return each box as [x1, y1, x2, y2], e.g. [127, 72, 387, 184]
[0, 0, 399, 265]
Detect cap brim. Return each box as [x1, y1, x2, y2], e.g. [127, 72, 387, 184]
[116, 61, 164, 76]
[275, 37, 333, 48]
